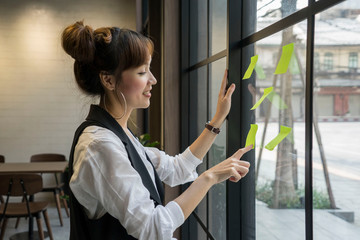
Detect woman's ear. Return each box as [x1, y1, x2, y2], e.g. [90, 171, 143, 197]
[99, 71, 116, 91]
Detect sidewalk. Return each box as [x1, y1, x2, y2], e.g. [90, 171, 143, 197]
[256, 122, 360, 239]
[256, 200, 360, 240]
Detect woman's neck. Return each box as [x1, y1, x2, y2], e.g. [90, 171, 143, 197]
[99, 98, 132, 129]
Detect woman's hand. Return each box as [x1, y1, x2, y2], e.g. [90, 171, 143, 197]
[202, 145, 252, 185]
[210, 70, 236, 127]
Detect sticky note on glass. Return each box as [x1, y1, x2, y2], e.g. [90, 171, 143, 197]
[267, 92, 288, 110]
[243, 55, 258, 79]
[254, 64, 266, 79]
[274, 43, 294, 75]
[289, 53, 300, 74]
[265, 125, 292, 151]
[251, 86, 273, 110]
[245, 124, 258, 149]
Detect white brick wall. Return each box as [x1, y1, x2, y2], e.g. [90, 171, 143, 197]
[0, 0, 136, 163]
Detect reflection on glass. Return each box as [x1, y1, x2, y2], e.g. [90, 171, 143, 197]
[254, 20, 307, 239]
[209, 0, 227, 56]
[314, 1, 360, 238]
[208, 57, 227, 240]
[255, 0, 307, 36]
[190, 0, 208, 66]
[189, 66, 208, 239]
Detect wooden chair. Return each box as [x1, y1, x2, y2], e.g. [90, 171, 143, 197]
[30, 154, 69, 226]
[0, 174, 54, 240]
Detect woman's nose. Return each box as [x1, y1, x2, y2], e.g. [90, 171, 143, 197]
[149, 72, 157, 85]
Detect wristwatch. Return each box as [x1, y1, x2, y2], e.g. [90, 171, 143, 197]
[205, 121, 220, 134]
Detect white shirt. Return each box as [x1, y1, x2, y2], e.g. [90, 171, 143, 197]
[70, 126, 202, 240]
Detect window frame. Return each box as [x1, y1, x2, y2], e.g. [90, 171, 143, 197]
[180, 0, 346, 239]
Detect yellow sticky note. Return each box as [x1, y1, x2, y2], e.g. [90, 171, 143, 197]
[289, 53, 300, 74]
[243, 55, 258, 79]
[254, 64, 266, 79]
[267, 92, 288, 110]
[251, 86, 273, 110]
[265, 125, 292, 151]
[245, 124, 258, 149]
[274, 43, 294, 75]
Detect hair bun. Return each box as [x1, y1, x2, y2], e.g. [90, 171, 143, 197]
[61, 21, 95, 63]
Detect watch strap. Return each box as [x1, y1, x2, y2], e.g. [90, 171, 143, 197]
[205, 121, 220, 134]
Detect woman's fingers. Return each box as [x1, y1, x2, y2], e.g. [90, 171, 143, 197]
[232, 145, 253, 159]
[224, 83, 235, 101]
[219, 69, 228, 97]
[225, 159, 250, 182]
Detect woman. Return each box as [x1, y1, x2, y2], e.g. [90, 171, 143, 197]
[62, 21, 251, 240]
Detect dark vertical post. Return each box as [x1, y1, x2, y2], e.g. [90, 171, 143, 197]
[226, 0, 242, 239]
[148, 0, 163, 144]
[227, 0, 256, 239]
[180, 0, 191, 239]
[305, 0, 315, 239]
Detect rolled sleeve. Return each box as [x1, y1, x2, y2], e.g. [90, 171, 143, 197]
[165, 201, 184, 230]
[145, 147, 203, 187]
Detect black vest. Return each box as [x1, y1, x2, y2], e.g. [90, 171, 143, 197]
[69, 105, 165, 240]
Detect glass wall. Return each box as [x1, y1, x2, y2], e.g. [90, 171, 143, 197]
[313, 1, 360, 239]
[181, 0, 357, 239]
[255, 21, 307, 240]
[255, 0, 308, 36]
[182, 0, 228, 239]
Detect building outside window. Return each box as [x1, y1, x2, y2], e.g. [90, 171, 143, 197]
[323, 52, 333, 71]
[314, 52, 320, 71]
[349, 52, 358, 70]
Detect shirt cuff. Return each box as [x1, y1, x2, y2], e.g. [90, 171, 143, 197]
[166, 201, 184, 231]
[182, 147, 203, 166]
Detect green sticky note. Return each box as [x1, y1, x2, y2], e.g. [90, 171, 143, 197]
[251, 86, 273, 110]
[265, 125, 292, 151]
[243, 55, 258, 79]
[289, 53, 300, 74]
[254, 64, 266, 79]
[267, 92, 288, 110]
[245, 124, 258, 149]
[274, 43, 294, 75]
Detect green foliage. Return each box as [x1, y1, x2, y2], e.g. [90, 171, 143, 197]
[138, 133, 160, 148]
[256, 181, 331, 209]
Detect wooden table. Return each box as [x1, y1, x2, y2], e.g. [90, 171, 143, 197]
[0, 161, 68, 240]
[0, 162, 68, 174]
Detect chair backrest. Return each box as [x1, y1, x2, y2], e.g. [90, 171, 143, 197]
[0, 155, 4, 163]
[0, 174, 43, 196]
[30, 153, 66, 163]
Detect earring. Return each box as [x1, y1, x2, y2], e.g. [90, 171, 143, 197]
[103, 91, 127, 120]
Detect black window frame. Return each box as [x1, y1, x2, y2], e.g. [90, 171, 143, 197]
[180, 0, 346, 239]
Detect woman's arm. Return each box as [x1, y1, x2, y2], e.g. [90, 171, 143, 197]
[189, 70, 235, 160]
[174, 145, 252, 219]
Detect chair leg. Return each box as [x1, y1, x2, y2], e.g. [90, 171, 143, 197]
[0, 218, 8, 240]
[14, 217, 21, 229]
[42, 210, 54, 240]
[35, 214, 45, 240]
[15, 195, 26, 228]
[54, 190, 64, 226]
[60, 190, 70, 217]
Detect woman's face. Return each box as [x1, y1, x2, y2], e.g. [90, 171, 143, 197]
[118, 55, 157, 110]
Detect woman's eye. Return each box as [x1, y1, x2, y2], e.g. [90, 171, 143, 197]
[138, 72, 146, 75]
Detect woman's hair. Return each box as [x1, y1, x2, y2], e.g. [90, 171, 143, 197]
[61, 21, 153, 96]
